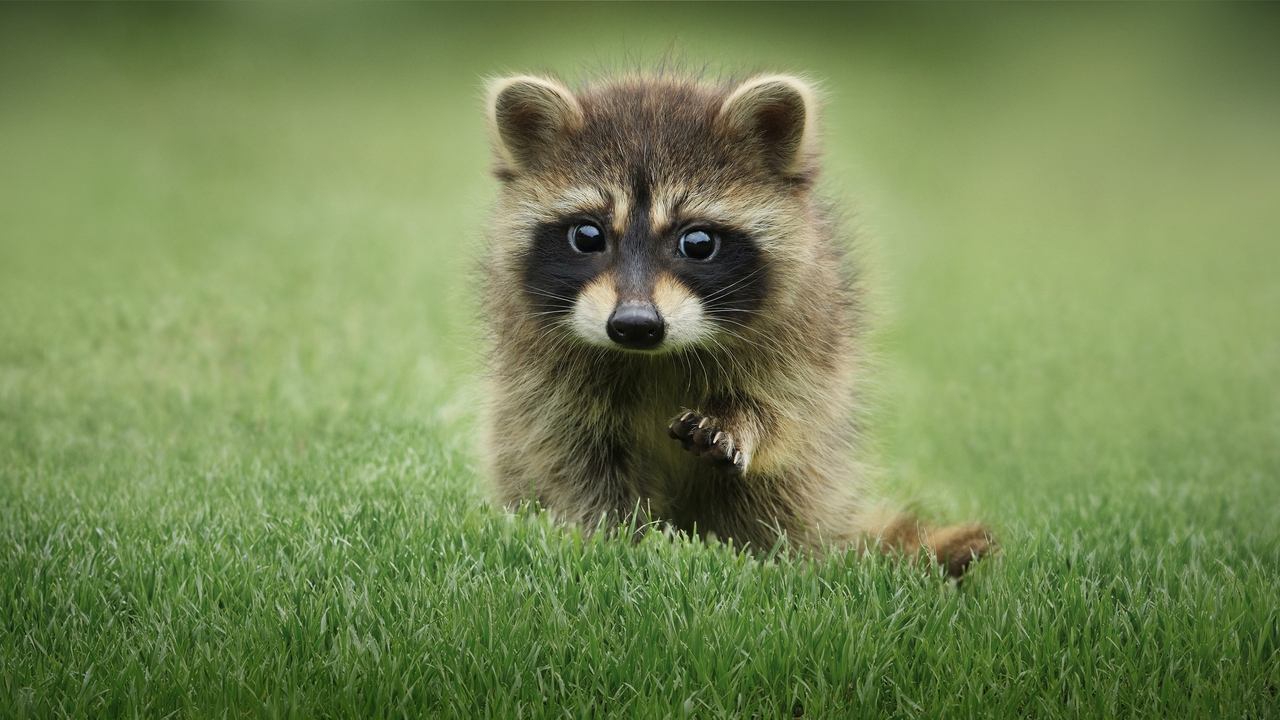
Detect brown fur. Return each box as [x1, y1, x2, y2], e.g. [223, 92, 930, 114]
[480, 71, 991, 576]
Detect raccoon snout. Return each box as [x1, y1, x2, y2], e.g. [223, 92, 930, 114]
[606, 302, 665, 349]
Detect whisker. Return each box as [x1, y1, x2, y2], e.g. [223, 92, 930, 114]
[707, 318, 787, 355]
[702, 266, 767, 304]
[689, 345, 711, 391]
[706, 335, 745, 380]
[522, 284, 578, 304]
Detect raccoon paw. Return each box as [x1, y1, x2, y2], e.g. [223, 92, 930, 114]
[667, 410, 746, 474]
[926, 523, 996, 579]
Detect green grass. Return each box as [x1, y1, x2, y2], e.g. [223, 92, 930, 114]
[2, 4, 1278, 718]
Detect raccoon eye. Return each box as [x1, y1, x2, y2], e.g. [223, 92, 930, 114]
[678, 229, 719, 261]
[568, 223, 606, 253]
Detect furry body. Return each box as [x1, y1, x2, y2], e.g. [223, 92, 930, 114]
[480, 72, 989, 572]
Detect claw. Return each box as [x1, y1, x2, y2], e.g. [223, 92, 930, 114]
[666, 410, 745, 474]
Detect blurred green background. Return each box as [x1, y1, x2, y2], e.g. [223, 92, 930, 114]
[2, 3, 1278, 717]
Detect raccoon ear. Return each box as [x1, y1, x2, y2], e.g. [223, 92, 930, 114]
[717, 75, 818, 180]
[486, 75, 583, 176]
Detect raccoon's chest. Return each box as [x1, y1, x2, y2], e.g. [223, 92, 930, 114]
[624, 379, 711, 504]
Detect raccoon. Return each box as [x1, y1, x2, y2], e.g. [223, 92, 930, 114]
[480, 71, 991, 576]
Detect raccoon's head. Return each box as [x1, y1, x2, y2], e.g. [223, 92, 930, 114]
[486, 72, 821, 354]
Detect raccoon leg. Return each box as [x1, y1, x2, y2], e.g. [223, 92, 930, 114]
[543, 442, 652, 538]
[865, 513, 995, 578]
[495, 424, 648, 537]
[560, 477, 650, 539]
[926, 523, 995, 578]
[667, 409, 749, 474]
[667, 470, 798, 551]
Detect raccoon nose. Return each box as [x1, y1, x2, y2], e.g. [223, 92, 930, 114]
[607, 302, 665, 349]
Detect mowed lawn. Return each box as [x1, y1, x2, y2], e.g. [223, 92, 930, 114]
[2, 4, 1278, 718]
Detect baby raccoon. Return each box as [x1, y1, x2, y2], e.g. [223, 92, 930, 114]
[480, 71, 991, 576]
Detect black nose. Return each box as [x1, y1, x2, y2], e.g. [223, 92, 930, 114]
[607, 303, 665, 349]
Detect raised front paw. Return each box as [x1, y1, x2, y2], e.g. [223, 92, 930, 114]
[667, 410, 747, 474]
